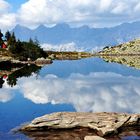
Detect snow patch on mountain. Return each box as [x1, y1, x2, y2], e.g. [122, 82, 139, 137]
[41, 42, 104, 52]
[41, 42, 85, 52]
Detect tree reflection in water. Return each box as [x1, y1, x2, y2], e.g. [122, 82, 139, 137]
[0, 61, 42, 87]
[7, 64, 42, 87]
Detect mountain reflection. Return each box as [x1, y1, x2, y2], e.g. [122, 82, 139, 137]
[16, 72, 140, 113]
[101, 56, 140, 70]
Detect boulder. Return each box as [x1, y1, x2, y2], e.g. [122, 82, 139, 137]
[84, 136, 106, 140]
[21, 112, 140, 137]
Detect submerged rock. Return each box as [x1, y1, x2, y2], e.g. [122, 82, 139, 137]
[20, 112, 140, 137]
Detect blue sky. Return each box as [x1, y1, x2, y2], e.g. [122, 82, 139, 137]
[6, 0, 27, 11]
[0, 0, 140, 31]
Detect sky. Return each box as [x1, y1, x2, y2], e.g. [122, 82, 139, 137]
[0, 0, 140, 31]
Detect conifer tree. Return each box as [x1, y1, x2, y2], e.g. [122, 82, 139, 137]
[5, 31, 11, 41]
[0, 30, 3, 46]
[8, 32, 16, 46]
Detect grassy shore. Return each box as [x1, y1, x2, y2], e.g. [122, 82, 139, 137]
[46, 51, 93, 60]
[99, 39, 140, 55]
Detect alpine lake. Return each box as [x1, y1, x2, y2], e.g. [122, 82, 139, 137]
[0, 55, 140, 140]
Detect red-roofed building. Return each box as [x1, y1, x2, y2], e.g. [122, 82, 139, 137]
[2, 43, 7, 49]
[3, 75, 7, 79]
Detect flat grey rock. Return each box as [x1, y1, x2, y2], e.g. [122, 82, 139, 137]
[21, 112, 140, 136]
[84, 136, 106, 140]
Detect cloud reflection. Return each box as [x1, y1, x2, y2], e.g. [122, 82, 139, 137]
[19, 72, 140, 113]
[0, 82, 17, 103]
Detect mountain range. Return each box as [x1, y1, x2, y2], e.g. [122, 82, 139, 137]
[12, 21, 140, 50]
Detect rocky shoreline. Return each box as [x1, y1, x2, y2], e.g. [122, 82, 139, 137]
[0, 50, 92, 66]
[47, 51, 93, 60]
[0, 56, 53, 66]
[98, 39, 140, 55]
[20, 112, 140, 140]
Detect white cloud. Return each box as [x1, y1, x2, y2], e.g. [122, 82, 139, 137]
[0, 82, 16, 103]
[17, 0, 62, 27]
[0, 0, 16, 32]
[1, 0, 140, 31]
[111, 2, 127, 14]
[0, 91, 12, 103]
[134, 2, 140, 12]
[0, 0, 10, 13]
[0, 13, 16, 31]
[16, 0, 140, 28]
[99, 0, 112, 12]
[19, 72, 140, 113]
[1, 70, 140, 113]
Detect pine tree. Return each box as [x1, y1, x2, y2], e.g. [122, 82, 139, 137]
[8, 32, 16, 46]
[0, 30, 3, 46]
[0, 30, 3, 38]
[11, 32, 16, 43]
[29, 38, 34, 44]
[34, 36, 39, 46]
[5, 31, 11, 41]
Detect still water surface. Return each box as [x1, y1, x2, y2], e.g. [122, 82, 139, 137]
[0, 57, 140, 139]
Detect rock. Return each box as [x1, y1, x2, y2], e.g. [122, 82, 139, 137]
[35, 58, 52, 66]
[20, 112, 140, 137]
[84, 136, 106, 140]
[48, 54, 55, 59]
